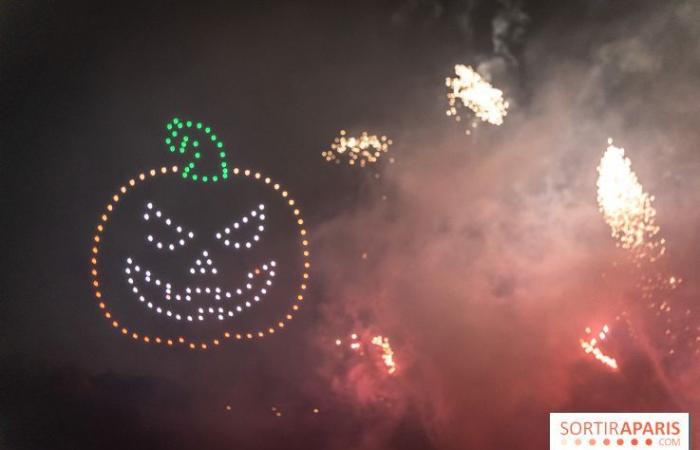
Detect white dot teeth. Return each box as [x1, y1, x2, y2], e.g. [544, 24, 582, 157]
[123, 259, 277, 323]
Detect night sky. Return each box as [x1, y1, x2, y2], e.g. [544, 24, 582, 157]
[2, 1, 700, 449]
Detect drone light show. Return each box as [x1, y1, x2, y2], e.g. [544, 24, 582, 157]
[89, 118, 311, 349]
[4, 1, 700, 450]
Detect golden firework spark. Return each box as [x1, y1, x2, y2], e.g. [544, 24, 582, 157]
[445, 64, 509, 126]
[322, 130, 392, 167]
[596, 139, 665, 263]
[371, 335, 397, 374]
[580, 324, 618, 370]
[335, 333, 398, 374]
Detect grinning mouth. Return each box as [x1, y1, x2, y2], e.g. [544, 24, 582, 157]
[123, 257, 276, 322]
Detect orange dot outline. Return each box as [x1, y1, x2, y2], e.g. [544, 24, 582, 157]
[89, 165, 311, 350]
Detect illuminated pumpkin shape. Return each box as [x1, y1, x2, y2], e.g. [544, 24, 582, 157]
[89, 118, 310, 350]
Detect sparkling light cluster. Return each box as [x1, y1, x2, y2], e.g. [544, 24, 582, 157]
[124, 257, 276, 322]
[321, 130, 392, 167]
[597, 139, 665, 263]
[335, 332, 398, 374]
[580, 324, 618, 370]
[89, 165, 311, 350]
[371, 335, 397, 374]
[445, 64, 509, 126]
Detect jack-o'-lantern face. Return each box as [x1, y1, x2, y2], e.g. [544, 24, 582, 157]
[89, 119, 310, 350]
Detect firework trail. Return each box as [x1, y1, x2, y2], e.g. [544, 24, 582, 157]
[322, 130, 392, 167]
[582, 139, 686, 371]
[596, 139, 665, 264]
[445, 64, 509, 127]
[580, 325, 618, 370]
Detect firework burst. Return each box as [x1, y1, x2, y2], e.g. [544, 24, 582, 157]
[322, 130, 392, 167]
[335, 332, 398, 375]
[596, 139, 665, 264]
[371, 335, 397, 374]
[445, 64, 509, 127]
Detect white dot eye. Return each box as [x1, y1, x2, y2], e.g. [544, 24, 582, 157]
[217, 206, 267, 251]
[143, 202, 194, 251]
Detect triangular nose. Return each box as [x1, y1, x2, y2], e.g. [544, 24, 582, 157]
[188, 250, 218, 276]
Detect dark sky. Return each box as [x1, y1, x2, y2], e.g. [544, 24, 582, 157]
[2, 1, 700, 449]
